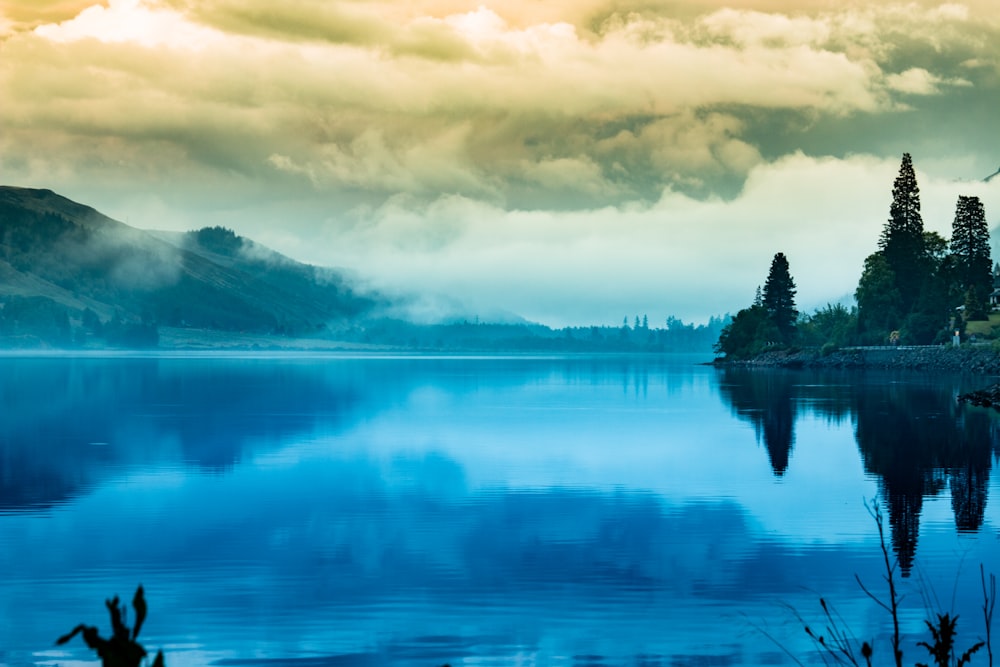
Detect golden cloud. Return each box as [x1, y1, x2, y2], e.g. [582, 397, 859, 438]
[0, 0, 96, 33]
[1, 0, 998, 212]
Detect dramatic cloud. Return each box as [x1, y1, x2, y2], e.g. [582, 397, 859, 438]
[309, 154, 1000, 325]
[1, 0, 999, 324]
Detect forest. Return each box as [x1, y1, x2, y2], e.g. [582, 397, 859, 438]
[715, 153, 995, 359]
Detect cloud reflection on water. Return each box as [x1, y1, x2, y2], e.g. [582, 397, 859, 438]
[0, 355, 999, 666]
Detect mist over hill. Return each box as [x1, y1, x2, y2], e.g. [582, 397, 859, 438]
[0, 186, 723, 352]
[0, 186, 382, 345]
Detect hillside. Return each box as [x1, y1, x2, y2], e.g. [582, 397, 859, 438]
[0, 186, 380, 346]
[0, 186, 726, 352]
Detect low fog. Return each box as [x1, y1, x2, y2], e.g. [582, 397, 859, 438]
[117, 154, 1000, 328]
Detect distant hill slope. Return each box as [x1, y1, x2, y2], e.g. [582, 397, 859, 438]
[0, 186, 380, 337]
[0, 186, 724, 352]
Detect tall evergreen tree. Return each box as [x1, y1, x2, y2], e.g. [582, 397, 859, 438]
[762, 252, 797, 342]
[950, 195, 992, 319]
[879, 153, 926, 312]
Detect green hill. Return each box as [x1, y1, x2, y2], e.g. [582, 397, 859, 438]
[0, 186, 381, 346]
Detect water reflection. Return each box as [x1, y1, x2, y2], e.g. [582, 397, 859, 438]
[717, 370, 798, 475]
[0, 354, 703, 512]
[0, 356, 374, 511]
[716, 367, 1000, 575]
[1, 355, 999, 666]
[854, 378, 997, 575]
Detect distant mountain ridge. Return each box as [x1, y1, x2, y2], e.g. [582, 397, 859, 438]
[0, 185, 380, 343]
[0, 186, 726, 352]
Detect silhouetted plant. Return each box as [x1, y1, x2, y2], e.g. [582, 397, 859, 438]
[790, 498, 997, 667]
[855, 499, 904, 667]
[915, 613, 982, 667]
[56, 585, 164, 667]
[982, 565, 996, 667]
[799, 596, 873, 667]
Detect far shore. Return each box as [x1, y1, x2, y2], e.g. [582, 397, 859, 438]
[0, 327, 718, 358]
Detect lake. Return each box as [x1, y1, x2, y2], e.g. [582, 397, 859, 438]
[1, 353, 999, 667]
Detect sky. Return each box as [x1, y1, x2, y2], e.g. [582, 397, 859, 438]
[1, 0, 1000, 327]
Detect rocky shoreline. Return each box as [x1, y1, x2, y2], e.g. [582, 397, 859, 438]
[721, 345, 1000, 374]
[722, 345, 1000, 409]
[958, 385, 1000, 408]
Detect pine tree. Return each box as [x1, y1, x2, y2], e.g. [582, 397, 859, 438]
[950, 195, 992, 319]
[762, 252, 797, 342]
[879, 153, 927, 312]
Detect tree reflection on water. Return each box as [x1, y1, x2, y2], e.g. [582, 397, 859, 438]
[717, 367, 1000, 576]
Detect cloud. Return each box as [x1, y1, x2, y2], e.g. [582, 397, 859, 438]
[2, 0, 1000, 324]
[885, 67, 971, 95]
[303, 153, 1000, 326]
[32, 0, 224, 48]
[0, 0, 95, 35]
[3, 0, 972, 204]
[172, 0, 394, 48]
[699, 7, 834, 47]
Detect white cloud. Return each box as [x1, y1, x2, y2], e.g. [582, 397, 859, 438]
[33, 0, 224, 49]
[700, 8, 833, 47]
[297, 154, 1000, 327]
[22, 0, 892, 120]
[885, 67, 970, 95]
[0, 13, 14, 37]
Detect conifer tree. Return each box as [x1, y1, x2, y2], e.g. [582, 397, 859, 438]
[879, 153, 926, 312]
[762, 252, 797, 342]
[950, 195, 992, 319]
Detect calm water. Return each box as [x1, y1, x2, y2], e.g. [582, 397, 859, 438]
[1, 354, 999, 667]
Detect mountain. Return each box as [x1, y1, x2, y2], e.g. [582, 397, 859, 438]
[0, 186, 381, 345]
[0, 186, 724, 352]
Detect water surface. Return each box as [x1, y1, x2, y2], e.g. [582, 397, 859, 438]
[1, 354, 998, 667]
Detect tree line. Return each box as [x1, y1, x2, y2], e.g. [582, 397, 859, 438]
[716, 153, 994, 359]
[341, 314, 727, 353]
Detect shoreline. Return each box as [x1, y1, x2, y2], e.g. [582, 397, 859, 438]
[718, 345, 1000, 375]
